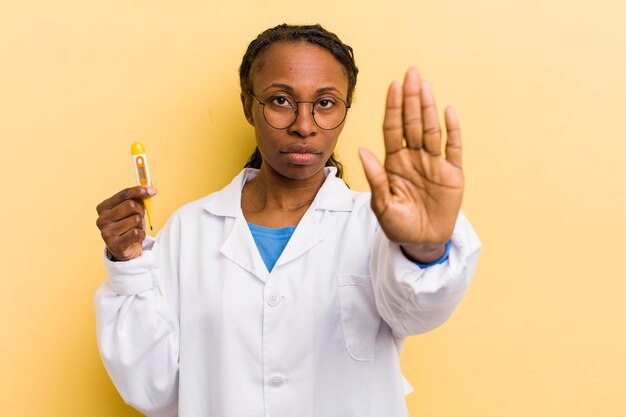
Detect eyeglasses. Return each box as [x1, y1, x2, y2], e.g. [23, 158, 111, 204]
[249, 92, 350, 130]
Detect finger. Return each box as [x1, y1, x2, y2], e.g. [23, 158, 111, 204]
[108, 228, 146, 260]
[359, 147, 391, 213]
[402, 67, 423, 150]
[382, 80, 403, 154]
[444, 106, 463, 169]
[100, 213, 144, 244]
[96, 185, 157, 214]
[421, 80, 443, 156]
[96, 198, 145, 230]
[109, 199, 146, 223]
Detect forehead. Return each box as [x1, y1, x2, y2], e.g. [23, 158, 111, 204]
[251, 41, 348, 97]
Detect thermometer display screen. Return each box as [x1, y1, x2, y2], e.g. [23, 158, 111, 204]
[138, 167, 146, 179]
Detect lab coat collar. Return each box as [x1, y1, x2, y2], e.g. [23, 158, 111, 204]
[203, 166, 355, 282]
[202, 166, 354, 217]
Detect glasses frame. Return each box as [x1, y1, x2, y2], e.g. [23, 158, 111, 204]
[248, 92, 350, 131]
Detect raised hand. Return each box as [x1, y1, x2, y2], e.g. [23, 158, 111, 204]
[96, 186, 157, 261]
[359, 67, 464, 261]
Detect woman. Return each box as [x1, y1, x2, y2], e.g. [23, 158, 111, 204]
[95, 24, 481, 417]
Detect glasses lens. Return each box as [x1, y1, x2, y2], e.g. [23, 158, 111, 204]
[263, 95, 297, 129]
[313, 97, 347, 130]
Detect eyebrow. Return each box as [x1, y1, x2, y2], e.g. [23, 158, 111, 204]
[262, 83, 342, 95]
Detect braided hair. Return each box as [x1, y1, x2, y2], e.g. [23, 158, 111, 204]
[239, 24, 359, 179]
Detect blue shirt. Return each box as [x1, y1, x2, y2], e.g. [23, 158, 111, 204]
[248, 223, 296, 272]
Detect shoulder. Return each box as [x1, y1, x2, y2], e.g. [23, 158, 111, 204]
[172, 193, 216, 220]
[316, 171, 378, 231]
[173, 168, 254, 220]
[316, 168, 372, 211]
[157, 169, 252, 237]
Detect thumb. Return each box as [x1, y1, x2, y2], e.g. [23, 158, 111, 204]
[358, 147, 390, 211]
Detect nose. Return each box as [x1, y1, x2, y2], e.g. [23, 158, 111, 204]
[288, 102, 317, 138]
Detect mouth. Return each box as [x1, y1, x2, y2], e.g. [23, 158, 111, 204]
[281, 144, 323, 154]
[280, 144, 323, 165]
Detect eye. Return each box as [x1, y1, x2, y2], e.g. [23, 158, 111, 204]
[268, 95, 294, 108]
[315, 97, 337, 110]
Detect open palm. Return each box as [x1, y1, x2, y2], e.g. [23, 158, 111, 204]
[359, 67, 464, 246]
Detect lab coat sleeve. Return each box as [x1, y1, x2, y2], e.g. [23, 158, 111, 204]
[370, 211, 481, 338]
[94, 216, 181, 417]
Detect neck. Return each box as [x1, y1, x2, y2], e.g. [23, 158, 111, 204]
[245, 165, 326, 211]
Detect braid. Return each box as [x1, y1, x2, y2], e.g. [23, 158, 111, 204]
[240, 24, 358, 179]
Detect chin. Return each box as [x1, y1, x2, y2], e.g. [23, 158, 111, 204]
[272, 163, 326, 181]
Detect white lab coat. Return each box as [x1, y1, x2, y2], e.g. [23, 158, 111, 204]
[95, 167, 481, 417]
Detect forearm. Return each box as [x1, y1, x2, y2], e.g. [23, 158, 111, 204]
[95, 281, 180, 417]
[95, 235, 181, 417]
[371, 212, 482, 337]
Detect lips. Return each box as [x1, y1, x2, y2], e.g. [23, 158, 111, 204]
[280, 144, 323, 154]
[280, 143, 322, 165]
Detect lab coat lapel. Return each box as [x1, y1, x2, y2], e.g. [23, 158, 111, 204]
[274, 169, 354, 268]
[220, 215, 270, 282]
[273, 204, 324, 268]
[204, 169, 270, 282]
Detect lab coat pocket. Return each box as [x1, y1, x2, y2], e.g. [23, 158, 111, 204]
[337, 273, 382, 361]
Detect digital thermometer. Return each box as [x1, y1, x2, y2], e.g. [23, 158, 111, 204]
[131, 142, 154, 231]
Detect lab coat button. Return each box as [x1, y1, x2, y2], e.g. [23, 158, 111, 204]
[266, 293, 282, 306]
[269, 376, 285, 387]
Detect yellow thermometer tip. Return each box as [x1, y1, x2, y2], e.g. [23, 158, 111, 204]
[131, 142, 146, 155]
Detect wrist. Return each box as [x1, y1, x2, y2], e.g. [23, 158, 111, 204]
[106, 249, 120, 262]
[400, 242, 447, 264]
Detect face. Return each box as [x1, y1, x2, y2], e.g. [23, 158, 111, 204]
[241, 41, 349, 180]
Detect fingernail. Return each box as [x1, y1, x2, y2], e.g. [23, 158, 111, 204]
[358, 147, 371, 161]
[147, 186, 158, 195]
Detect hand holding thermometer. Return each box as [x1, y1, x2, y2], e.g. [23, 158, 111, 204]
[131, 142, 154, 231]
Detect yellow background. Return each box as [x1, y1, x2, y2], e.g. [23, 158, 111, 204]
[1, 0, 625, 416]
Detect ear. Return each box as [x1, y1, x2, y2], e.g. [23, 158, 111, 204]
[240, 92, 255, 126]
